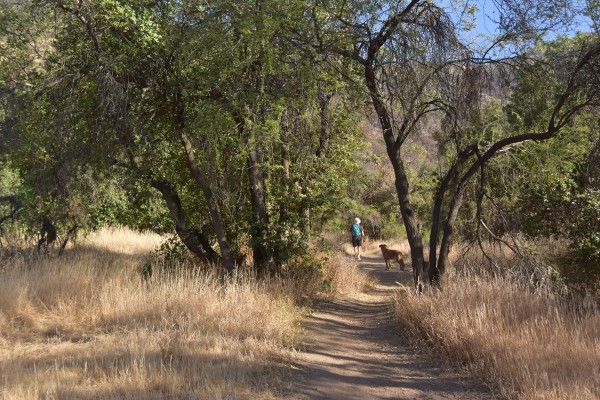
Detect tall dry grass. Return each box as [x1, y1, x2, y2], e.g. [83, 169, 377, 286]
[324, 229, 410, 260]
[392, 242, 600, 400]
[314, 232, 375, 296]
[0, 227, 306, 399]
[319, 252, 373, 296]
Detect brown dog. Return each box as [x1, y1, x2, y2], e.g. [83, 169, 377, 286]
[379, 244, 405, 271]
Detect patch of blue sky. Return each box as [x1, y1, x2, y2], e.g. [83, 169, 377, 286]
[439, 0, 595, 55]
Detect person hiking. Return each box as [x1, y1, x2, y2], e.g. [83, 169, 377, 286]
[351, 217, 365, 260]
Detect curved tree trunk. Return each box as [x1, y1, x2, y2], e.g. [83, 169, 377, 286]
[179, 131, 235, 275]
[392, 156, 427, 290]
[151, 179, 221, 265]
[429, 185, 467, 284]
[428, 147, 474, 284]
[364, 63, 427, 290]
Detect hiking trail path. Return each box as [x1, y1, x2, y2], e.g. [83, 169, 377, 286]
[284, 246, 497, 400]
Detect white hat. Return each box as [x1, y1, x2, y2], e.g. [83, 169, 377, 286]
[354, 217, 361, 224]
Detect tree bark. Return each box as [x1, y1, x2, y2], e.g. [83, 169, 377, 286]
[316, 86, 332, 159]
[428, 145, 476, 283]
[233, 112, 271, 276]
[178, 131, 235, 275]
[151, 179, 221, 265]
[247, 145, 271, 275]
[174, 96, 235, 275]
[364, 62, 427, 290]
[434, 185, 467, 280]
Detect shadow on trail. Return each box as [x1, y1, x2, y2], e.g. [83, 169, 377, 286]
[286, 251, 497, 400]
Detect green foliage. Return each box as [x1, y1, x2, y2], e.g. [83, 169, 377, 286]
[513, 129, 600, 263]
[0, 0, 367, 271]
[567, 189, 600, 261]
[475, 36, 600, 269]
[0, 160, 21, 196]
[2, 0, 596, 283]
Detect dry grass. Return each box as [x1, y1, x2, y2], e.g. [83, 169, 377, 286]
[322, 252, 374, 296]
[0, 227, 306, 399]
[392, 242, 600, 400]
[324, 230, 410, 260]
[316, 232, 377, 295]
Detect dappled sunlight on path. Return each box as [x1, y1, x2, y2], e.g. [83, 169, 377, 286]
[285, 247, 496, 400]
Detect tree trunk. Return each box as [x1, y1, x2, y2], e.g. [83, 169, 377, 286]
[151, 179, 221, 265]
[179, 131, 235, 275]
[316, 86, 331, 159]
[429, 184, 467, 284]
[279, 123, 290, 226]
[234, 112, 271, 276]
[436, 185, 466, 278]
[364, 63, 426, 290]
[59, 224, 78, 255]
[429, 144, 478, 283]
[393, 159, 427, 290]
[246, 144, 271, 275]
[428, 176, 448, 283]
[429, 161, 459, 284]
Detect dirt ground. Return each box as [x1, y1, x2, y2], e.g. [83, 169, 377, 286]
[284, 250, 498, 400]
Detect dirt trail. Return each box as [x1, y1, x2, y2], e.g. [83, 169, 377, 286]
[285, 252, 496, 400]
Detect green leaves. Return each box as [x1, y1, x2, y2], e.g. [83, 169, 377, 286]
[0, 0, 370, 268]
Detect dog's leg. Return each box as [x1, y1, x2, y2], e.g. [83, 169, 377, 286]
[381, 246, 388, 270]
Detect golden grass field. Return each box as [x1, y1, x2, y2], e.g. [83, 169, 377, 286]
[4, 227, 597, 399]
[392, 243, 600, 400]
[0, 227, 369, 399]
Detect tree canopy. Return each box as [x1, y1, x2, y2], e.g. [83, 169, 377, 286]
[1, 0, 598, 284]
